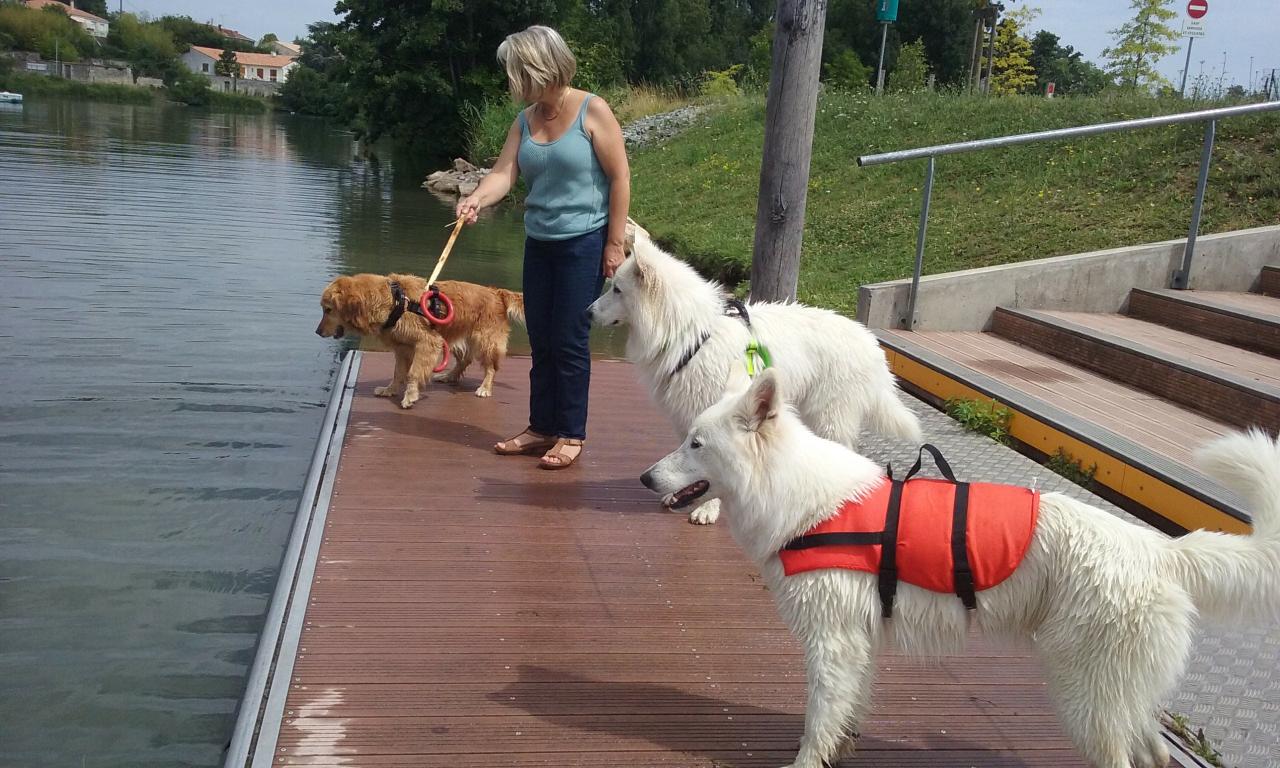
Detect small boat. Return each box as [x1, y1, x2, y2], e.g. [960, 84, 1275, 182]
[0, 91, 23, 104]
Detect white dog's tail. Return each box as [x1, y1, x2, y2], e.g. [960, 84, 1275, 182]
[867, 386, 925, 444]
[1167, 428, 1280, 625]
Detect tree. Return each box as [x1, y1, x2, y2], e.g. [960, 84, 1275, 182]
[105, 12, 179, 82]
[1102, 0, 1180, 90]
[989, 7, 1037, 94]
[0, 3, 95, 61]
[215, 47, 238, 78]
[259, 32, 278, 47]
[1029, 30, 1110, 95]
[823, 48, 871, 90]
[890, 39, 929, 92]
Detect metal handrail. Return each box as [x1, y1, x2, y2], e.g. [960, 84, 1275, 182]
[857, 100, 1280, 330]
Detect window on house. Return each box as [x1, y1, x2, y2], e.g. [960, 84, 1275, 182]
[270, 69, 277, 82]
[202, 63, 209, 73]
[257, 68, 264, 79]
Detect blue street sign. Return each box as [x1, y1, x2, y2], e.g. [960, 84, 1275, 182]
[876, 0, 899, 22]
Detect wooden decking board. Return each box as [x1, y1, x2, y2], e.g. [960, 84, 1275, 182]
[268, 351, 1088, 767]
[1127, 288, 1280, 358]
[908, 330, 1227, 463]
[1038, 310, 1280, 387]
[991, 308, 1280, 431]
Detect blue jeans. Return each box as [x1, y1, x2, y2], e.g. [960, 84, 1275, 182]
[523, 227, 605, 441]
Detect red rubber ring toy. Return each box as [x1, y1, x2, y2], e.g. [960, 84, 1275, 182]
[421, 288, 455, 326]
[432, 343, 452, 374]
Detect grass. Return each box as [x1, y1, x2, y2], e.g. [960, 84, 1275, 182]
[0, 71, 274, 113]
[628, 90, 1280, 312]
[1162, 711, 1226, 767]
[1045, 447, 1098, 489]
[944, 398, 1013, 445]
[0, 71, 156, 104]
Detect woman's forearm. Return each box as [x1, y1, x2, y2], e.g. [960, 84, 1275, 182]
[606, 174, 630, 246]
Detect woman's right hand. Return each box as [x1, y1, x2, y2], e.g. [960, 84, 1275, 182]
[456, 194, 482, 225]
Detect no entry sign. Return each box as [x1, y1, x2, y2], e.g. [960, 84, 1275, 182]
[1183, 0, 1207, 37]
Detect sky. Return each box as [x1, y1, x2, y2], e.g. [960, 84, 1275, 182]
[117, 0, 1277, 92]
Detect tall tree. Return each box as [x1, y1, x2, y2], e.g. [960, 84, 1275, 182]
[989, 8, 1037, 94]
[1029, 30, 1110, 95]
[107, 13, 180, 83]
[215, 47, 238, 77]
[1102, 0, 1179, 89]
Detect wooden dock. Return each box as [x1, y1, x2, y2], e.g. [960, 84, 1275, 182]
[227, 350, 1187, 767]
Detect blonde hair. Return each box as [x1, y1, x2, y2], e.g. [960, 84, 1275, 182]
[496, 25, 576, 103]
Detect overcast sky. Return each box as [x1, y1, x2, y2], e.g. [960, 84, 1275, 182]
[119, 0, 1277, 92]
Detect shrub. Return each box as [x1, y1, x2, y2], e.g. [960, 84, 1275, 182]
[945, 398, 1013, 444]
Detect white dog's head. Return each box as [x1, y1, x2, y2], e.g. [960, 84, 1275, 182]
[641, 367, 781, 509]
[587, 231, 655, 328]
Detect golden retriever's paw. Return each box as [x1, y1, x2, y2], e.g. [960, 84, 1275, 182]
[474, 386, 493, 398]
[687, 499, 720, 525]
[398, 393, 420, 409]
[374, 385, 397, 397]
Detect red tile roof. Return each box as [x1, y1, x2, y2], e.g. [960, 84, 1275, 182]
[189, 46, 298, 69]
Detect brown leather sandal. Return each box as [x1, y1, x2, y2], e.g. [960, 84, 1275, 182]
[538, 438, 583, 470]
[494, 429, 556, 456]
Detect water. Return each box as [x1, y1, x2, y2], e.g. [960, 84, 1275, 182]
[0, 98, 613, 767]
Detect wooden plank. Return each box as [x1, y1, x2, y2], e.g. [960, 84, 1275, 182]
[274, 353, 1088, 767]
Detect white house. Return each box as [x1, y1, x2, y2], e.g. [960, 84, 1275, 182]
[23, 0, 109, 39]
[269, 41, 302, 58]
[182, 46, 299, 85]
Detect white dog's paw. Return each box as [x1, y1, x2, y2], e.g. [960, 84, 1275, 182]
[474, 386, 492, 398]
[687, 499, 720, 525]
[374, 385, 396, 397]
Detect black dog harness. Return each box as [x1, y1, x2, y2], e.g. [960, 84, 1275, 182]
[669, 298, 754, 377]
[382, 280, 451, 330]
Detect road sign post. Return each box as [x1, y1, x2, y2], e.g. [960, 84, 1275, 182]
[1179, 0, 1208, 97]
[874, 0, 898, 95]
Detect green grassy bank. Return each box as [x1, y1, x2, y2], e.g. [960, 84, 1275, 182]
[628, 92, 1280, 313]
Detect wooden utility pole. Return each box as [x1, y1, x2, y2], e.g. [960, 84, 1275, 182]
[750, 0, 828, 303]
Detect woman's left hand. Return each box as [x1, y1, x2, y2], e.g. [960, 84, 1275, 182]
[602, 241, 625, 278]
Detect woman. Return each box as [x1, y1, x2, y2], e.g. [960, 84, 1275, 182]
[456, 25, 630, 470]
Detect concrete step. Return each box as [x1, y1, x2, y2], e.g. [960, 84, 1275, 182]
[1262, 265, 1280, 297]
[876, 328, 1249, 534]
[992, 307, 1280, 433]
[1127, 287, 1280, 357]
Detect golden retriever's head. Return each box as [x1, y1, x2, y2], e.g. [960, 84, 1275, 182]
[317, 275, 381, 338]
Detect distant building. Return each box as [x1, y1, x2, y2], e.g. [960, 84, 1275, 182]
[209, 24, 254, 45]
[181, 45, 299, 88]
[269, 41, 302, 58]
[22, 0, 109, 39]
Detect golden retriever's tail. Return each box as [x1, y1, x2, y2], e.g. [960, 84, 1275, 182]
[499, 289, 525, 327]
[1167, 428, 1280, 625]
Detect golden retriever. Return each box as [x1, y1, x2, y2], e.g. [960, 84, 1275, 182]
[316, 274, 524, 408]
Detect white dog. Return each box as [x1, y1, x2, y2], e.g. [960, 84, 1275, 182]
[642, 368, 1280, 768]
[589, 234, 923, 524]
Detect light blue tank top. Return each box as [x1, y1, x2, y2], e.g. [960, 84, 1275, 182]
[518, 93, 610, 241]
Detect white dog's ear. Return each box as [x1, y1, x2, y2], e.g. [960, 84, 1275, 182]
[737, 368, 780, 432]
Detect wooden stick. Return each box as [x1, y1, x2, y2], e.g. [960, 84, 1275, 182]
[427, 215, 466, 286]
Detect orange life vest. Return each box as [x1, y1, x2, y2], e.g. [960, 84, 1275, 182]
[778, 445, 1039, 617]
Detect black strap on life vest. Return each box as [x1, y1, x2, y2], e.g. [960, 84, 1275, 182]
[782, 444, 978, 619]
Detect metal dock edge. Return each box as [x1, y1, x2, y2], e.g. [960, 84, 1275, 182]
[223, 349, 362, 768]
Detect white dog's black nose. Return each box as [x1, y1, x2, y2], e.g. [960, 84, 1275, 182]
[640, 469, 655, 490]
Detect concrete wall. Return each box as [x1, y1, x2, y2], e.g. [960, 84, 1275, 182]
[208, 76, 281, 96]
[7, 53, 133, 84]
[857, 225, 1280, 331]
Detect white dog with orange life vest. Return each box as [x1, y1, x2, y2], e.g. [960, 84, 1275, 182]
[641, 368, 1280, 768]
[589, 228, 923, 525]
